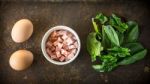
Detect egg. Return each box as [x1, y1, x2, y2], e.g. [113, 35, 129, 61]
[11, 19, 33, 43]
[9, 50, 33, 71]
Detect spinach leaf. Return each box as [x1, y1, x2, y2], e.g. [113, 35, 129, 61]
[88, 13, 147, 72]
[108, 47, 130, 57]
[92, 18, 100, 34]
[92, 65, 104, 72]
[103, 25, 120, 47]
[92, 55, 118, 72]
[125, 21, 139, 43]
[123, 42, 144, 55]
[109, 14, 128, 33]
[116, 31, 124, 45]
[87, 32, 103, 62]
[102, 27, 111, 48]
[118, 49, 147, 65]
[95, 13, 108, 24]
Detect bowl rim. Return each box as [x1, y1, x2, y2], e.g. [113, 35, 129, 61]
[41, 25, 81, 65]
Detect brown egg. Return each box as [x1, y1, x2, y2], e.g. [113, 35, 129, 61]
[11, 19, 33, 43]
[9, 50, 33, 71]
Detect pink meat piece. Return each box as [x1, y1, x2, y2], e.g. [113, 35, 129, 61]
[56, 51, 61, 58]
[59, 56, 65, 62]
[64, 37, 74, 45]
[61, 49, 68, 57]
[46, 41, 52, 48]
[53, 41, 59, 46]
[62, 44, 69, 50]
[67, 53, 74, 60]
[51, 54, 57, 59]
[62, 34, 68, 40]
[51, 31, 57, 38]
[50, 46, 55, 52]
[58, 30, 67, 36]
[67, 32, 73, 38]
[46, 48, 52, 56]
[46, 30, 78, 62]
[50, 37, 58, 43]
[57, 42, 63, 49]
[68, 44, 76, 50]
[56, 46, 60, 51]
[74, 41, 78, 48]
[71, 38, 76, 43]
[71, 49, 77, 54]
[57, 37, 63, 43]
[72, 36, 77, 40]
[46, 48, 56, 59]
[55, 43, 63, 52]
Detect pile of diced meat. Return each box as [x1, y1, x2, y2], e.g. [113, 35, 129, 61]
[46, 30, 78, 62]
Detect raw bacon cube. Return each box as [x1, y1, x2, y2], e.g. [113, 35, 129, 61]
[56, 51, 61, 58]
[62, 34, 68, 40]
[68, 45, 76, 49]
[46, 41, 52, 48]
[46, 30, 78, 62]
[61, 49, 68, 57]
[67, 53, 74, 60]
[59, 56, 65, 62]
[64, 37, 73, 45]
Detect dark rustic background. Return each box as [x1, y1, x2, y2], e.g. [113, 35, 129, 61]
[0, 0, 150, 84]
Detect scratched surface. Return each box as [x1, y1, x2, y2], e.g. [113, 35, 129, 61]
[0, 0, 150, 84]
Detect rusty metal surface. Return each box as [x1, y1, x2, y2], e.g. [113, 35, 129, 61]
[0, 0, 150, 84]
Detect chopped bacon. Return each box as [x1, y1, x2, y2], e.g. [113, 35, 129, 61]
[74, 41, 78, 48]
[67, 32, 73, 38]
[50, 46, 55, 52]
[46, 30, 78, 62]
[71, 49, 77, 54]
[62, 44, 69, 50]
[67, 53, 74, 60]
[68, 45, 76, 50]
[56, 43, 63, 51]
[59, 56, 65, 62]
[56, 51, 61, 58]
[53, 41, 59, 46]
[46, 41, 52, 48]
[65, 37, 74, 45]
[62, 34, 68, 40]
[57, 37, 63, 43]
[72, 36, 77, 40]
[51, 31, 57, 38]
[61, 49, 68, 57]
[58, 30, 67, 36]
[50, 37, 57, 43]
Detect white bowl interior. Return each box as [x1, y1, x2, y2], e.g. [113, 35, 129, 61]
[41, 25, 81, 65]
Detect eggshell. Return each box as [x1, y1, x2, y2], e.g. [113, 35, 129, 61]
[11, 19, 33, 43]
[9, 50, 33, 71]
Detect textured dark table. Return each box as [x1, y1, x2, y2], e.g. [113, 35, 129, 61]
[0, 0, 150, 84]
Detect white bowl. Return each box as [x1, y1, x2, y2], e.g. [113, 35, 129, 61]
[41, 25, 81, 65]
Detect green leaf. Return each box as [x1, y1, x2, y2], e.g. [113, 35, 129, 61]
[92, 65, 104, 72]
[95, 13, 108, 24]
[92, 18, 99, 34]
[116, 31, 124, 45]
[109, 14, 128, 33]
[92, 55, 118, 72]
[102, 27, 111, 48]
[118, 49, 147, 65]
[89, 13, 147, 72]
[123, 42, 144, 55]
[125, 21, 139, 43]
[87, 32, 103, 62]
[108, 47, 130, 57]
[103, 25, 120, 46]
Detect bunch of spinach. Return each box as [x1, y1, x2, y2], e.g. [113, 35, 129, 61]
[87, 13, 147, 72]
